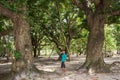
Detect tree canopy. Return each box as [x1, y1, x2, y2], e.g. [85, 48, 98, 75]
[0, 1, 120, 79]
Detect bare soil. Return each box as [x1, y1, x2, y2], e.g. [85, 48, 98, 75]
[0, 55, 120, 80]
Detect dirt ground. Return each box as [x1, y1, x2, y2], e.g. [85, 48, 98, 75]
[0, 55, 120, 80]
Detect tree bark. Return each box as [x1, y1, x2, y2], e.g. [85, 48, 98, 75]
[0, 3, 34, 79]
[73, 0, 111, 73]
[0, 28, 13, 38]
[82, 13, 110, 72]
[11, 13, 33, 76]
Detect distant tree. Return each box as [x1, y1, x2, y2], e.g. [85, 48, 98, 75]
[28, 1, 46, 57]
[0, 16, 13, 38]
[0, 16, 13, 58]
[113, 24, 120, 54]
[36, 0, 85, 60]
[71, 28, 88, 56]
[105, 25, 116, 51]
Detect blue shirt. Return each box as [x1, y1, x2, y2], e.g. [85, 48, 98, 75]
[61, 53, 67, 62]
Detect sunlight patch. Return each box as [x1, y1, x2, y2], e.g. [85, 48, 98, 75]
[36, 65, 56, 72]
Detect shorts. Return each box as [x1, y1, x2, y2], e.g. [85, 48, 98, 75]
[61, 62, 65, 68]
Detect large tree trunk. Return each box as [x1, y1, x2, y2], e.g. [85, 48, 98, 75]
[11, 13, 33, 79]
[0, 3, 39, 80]
[82, 14, 110, 73]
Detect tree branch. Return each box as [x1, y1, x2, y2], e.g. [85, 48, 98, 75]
[110, 10, 120, 16]
[0, 3, 14, 19]
[73, 0, 93, 15]
[0, 28, 13, 37]
[72, 0, 86, 10]
[93, 0, 100, 6]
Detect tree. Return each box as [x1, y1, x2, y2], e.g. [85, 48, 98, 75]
[0, 16, 13, 38]
[113, 24, 120, 54]
[73, 0, 120, 72]
[71, 28, 88, 56]
[28, 1, 46, 57]
[0, 16, 13, 58]
[36, 0, 84, 60]
[0, 1, 33, 79]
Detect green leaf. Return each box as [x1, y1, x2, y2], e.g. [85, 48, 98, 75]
[14, 50, 21, 59]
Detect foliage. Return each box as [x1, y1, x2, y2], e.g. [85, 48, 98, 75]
[0, 0, 120, 57]
[70, 28, 88, 54]
[0, 16, 13, 31]
[104, 24, 120, 52]
[104, 25, 116, 51]
[0, 35, 14, 57]
[0, 15, 13, 57]
[112, 24, 120, 51]
[14, 50, 21, 60]
[0, 0, 27, 13]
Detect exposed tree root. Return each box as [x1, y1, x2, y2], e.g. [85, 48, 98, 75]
[77, 61, 120, 74]
[2, 65, 44, 80]
[110, 61, 120, 66]
[110, 61, 120, 73]
[77, 62, 111, 74]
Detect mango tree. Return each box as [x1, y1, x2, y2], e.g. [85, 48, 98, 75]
[73, 0, 120, 72]
[0, 0, 34, 79]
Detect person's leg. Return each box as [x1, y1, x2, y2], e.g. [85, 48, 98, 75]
[63, 62, 66, 75]
[61, 62, 66, 75]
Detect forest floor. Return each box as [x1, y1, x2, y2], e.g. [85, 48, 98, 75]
[0, 55, 120, 80]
